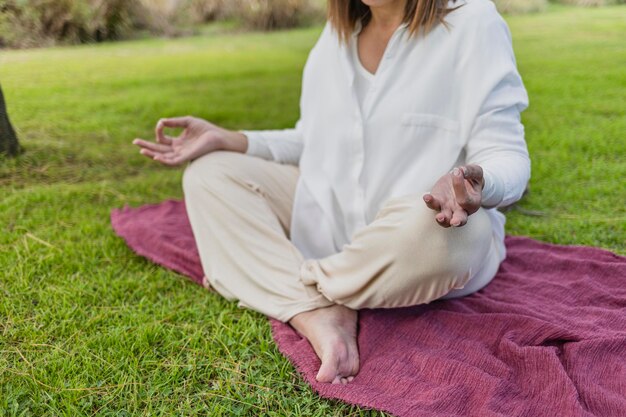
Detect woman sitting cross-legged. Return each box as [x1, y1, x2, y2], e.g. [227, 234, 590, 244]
[133, 0, 530, 385]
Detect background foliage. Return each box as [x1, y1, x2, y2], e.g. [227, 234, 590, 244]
[1, 0, 625, 48]
[0, 0, 325, 48]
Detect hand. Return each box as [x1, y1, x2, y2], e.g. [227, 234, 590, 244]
[422, 165, 484, 228]
[132, 116, 247, 166]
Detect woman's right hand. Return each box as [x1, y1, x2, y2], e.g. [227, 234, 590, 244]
[132, 116, 248, 166]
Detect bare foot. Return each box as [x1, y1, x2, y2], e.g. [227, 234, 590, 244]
[289, 304, 359, 384]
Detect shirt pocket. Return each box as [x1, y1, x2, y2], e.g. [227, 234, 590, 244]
[399, 112, 463, 154]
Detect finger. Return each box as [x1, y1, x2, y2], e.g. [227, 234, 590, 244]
[452, 168, 472, 208]
[436, 206, 452, 228]
[156, 117, 190, 145]
[153, 152, 186, 167]
[159, 116, 193, 129]
[450, 207, 468, 227]
[138, 148, 179, 166]
[461, 164, 483, 182]
[132, 137, 151, 147]
[347, 376, 354, 382]
[461, 164, 484, 190]
[423, 193, 442, 211]
[155, 120, 173, 145]
[138, 148, 158, 159]
[133, 138, 172, 153]
[155, 123, 173, 145]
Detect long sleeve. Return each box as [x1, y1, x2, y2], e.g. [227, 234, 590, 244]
[239, 118, 304, 166]
[461, 5, 531, 209]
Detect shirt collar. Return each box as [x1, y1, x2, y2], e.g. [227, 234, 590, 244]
[340, 19, 409, 88]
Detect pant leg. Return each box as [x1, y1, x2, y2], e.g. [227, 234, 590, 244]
[299, 193, 501, 310]
[182, 150, 333, 322]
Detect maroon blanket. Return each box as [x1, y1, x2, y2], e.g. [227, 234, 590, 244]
[111, 200, 626, 417]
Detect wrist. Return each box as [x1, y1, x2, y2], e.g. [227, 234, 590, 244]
[219, 130, 248, 153]
[480, 168, 504, 208]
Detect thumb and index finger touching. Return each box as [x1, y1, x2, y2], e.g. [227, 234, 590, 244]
[155, 116, 192, 144]
[423, 164, 484, 216]
[454, 165, 484, 214]
[131, 116, 196, 167]
[460, 164, 484, 186]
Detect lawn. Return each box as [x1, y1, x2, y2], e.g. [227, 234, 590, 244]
[1, 4, 625, 416]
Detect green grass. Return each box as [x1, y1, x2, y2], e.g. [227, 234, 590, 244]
[1, 5, 625, 416]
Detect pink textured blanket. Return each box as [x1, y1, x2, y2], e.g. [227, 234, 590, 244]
[111, 199, 626, 417]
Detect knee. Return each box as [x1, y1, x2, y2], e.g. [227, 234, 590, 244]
[182, 151, 237, 194]
[313, 199, 494, 310]
[390, 198, 491, 274]
[379, 198, 447, 265]
[375, 196, 492, 294]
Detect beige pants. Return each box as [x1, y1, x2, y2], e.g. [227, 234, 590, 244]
[183, 150, 502, 322]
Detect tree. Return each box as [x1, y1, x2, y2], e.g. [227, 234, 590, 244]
[0, 84, 21, 157]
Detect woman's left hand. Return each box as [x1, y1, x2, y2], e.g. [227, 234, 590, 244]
[422, 165, 484, 228]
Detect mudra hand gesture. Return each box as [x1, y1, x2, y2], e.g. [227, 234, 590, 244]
[423, 165, 485, 228]
[132, 116, 247, 166]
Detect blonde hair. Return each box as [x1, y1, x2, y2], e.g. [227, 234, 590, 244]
[327, 0, 463, 44]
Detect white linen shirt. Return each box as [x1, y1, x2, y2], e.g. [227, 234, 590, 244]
[241, 0, 530, 264]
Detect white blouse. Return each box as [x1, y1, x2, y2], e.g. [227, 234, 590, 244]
[351, 35, 375, 113]
[240, 0, 530, 265]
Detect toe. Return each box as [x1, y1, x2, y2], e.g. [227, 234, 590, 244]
[316, 354, 339, 383]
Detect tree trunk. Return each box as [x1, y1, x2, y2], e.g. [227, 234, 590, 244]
[0, 84, 21, 157]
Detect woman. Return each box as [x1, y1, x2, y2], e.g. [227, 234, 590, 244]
[133, 0, 530, 385]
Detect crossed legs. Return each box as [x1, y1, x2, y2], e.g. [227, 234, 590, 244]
[183, 150, 499, 384]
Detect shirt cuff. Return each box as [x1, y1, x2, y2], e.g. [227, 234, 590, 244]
[238, 130, 274, 160]
[481, 167, 505, 209]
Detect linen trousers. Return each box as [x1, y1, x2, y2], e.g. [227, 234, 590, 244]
[183, 150, 502, 323]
